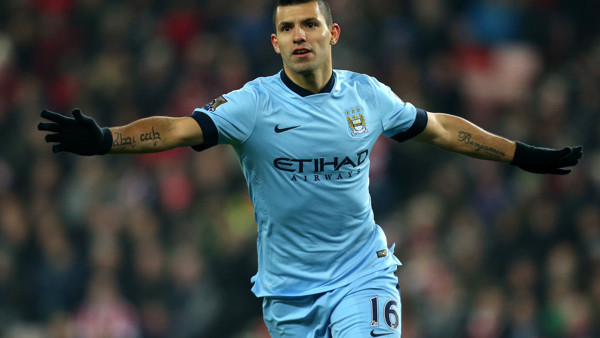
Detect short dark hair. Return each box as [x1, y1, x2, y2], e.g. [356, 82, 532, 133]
[273, 0, 333, 32]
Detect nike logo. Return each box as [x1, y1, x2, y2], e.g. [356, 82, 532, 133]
[274, 124, 300, 133]
[370, 330, 394, 337]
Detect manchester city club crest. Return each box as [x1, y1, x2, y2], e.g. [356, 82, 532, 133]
[345, 106, 368, 138]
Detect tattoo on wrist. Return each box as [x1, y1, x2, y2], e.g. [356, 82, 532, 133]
[457, 131, 505, 158]
[140, 127, 161, 146]
[113, 132, 136, 148]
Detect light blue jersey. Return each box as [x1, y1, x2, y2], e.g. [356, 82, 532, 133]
[191, 70, 427, 297]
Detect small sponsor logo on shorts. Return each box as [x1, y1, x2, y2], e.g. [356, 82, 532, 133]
[370, 329, 394, 337]
[376, 249, 388, 258]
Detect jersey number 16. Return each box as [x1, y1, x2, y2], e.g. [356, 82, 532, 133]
[370, 297, 399, 330]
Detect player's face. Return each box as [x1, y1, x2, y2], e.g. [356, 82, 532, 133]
[271, 2, 340, 77]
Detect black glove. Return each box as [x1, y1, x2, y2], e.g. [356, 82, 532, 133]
[511, 141, 583, 175]
[37, 109, 113, 155]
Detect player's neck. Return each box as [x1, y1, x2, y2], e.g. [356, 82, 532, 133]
[283, 65, 333, 94]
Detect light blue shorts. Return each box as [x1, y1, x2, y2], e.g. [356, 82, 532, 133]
[262, 266, 401, 338]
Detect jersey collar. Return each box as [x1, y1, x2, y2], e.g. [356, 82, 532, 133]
[280, 70, 336, 97]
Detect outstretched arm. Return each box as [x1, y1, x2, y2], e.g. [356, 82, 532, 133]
[109, 115, 203, 154]
[38, 109, 204, 155]
[413, 112, 516, 162]
[413, 112, 582, 174]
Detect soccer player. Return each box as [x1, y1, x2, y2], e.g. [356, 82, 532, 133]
[38, 0, 582, 336]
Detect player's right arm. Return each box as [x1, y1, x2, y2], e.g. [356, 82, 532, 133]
[37, 109, 204, 155]
[109, 115, 203, 154]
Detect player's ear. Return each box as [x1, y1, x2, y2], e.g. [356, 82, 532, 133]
[329, 24, 340, 46]
[271, 33, 281, 54]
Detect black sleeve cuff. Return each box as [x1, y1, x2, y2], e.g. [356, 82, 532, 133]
[97, 127, 113, 155]
[390, 108, 428, 143]
[190, 111, 218, 151]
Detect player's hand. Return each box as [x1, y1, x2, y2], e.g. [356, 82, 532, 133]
[511, 141, 583, 175]
[37, 108, 113, 156]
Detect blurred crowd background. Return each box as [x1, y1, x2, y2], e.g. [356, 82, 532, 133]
[0, 0, 599, 337]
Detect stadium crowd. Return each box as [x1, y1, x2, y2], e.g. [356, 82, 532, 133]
[0, 0, 599, 337]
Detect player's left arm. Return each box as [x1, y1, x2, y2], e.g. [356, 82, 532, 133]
[412, 111, 583, 175]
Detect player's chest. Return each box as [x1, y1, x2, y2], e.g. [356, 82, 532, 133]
[247, 98, 380, 157]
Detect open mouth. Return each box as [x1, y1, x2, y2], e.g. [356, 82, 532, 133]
[293, 48, 311, 57]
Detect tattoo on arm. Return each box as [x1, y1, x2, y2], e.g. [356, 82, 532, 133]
[139, 127, 162, 146]
[457, 131, 505, 158]
[113, 132, 136, 148]
[112, 127, 162, 150]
